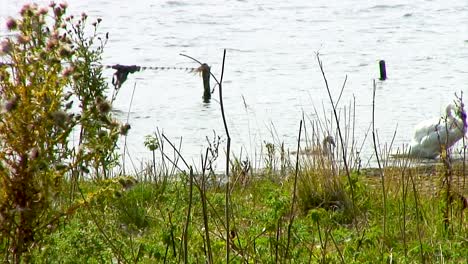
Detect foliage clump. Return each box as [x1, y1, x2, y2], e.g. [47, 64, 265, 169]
[0, 3, 123, 262]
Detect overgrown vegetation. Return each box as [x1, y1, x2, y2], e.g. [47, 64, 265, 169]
[0, 3, 124, 262]
[0, 3, 467, 263]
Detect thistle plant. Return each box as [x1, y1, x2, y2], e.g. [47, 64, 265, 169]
[0, 3, 122, 262]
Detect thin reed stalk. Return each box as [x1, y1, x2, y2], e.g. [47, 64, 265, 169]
[183, 167, 194, 264]
[328, 228, 345, 264]
[200, 149, 213, 263]
[371, 79, 387, 240]
[285, 120, 303, 259]
[216, 50, 231, 263]
[408, 169, 425, 264]
[316, 54, 356, 219]
[122, 82, 137, 176]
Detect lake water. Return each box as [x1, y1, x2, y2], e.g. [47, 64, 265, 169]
[1, 0, 468, 171]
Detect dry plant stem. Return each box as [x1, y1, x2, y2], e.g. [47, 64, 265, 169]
[328, 229, 345, 264]
[285, 120, 303, 259]
[122, 82, 137, 175]
[316, 54, 356, 217]
[162, 133, 190, 170]
[182, 51, 232, 260]
[371, 79, 387, 240]
[156, 128, 169, 176]
[275, 217, 281, 263]
[200, 149, 213, 264]
[213, 49, 232, 263]
[167, 212, 177, 258]
[183, 167, 194, 264]
[334, 75, 348, 110]
[408, 170, 425, 264]
[443, 149, 453, 231]
[400, 151, 411, 258]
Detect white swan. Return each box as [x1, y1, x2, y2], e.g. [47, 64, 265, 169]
[409, 103, 467, 159]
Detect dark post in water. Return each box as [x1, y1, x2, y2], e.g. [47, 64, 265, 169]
[201, 63, 211, 102]
[379, 60, 387, 80]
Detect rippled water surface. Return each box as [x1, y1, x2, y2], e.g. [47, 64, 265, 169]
[1, 0, 467, 168]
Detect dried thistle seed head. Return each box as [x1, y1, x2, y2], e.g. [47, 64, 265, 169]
[110, 119, 120, 128]
[98, 130, 108, 138]
[39, 51, 48, 60]
[120, 123, 131, 136]
[59, 46, 73, 57]
[95, 97, 111, 114]
[97, 18, 102, 23]
[95, 96, 103, 104]
[51, 110, 68, 127]
[4, 96, 19, 112]
[29, 147, 40, 160]
[6, 17, 17, 30]
[46, 39, 58, 50]
[17, 34, 31, 44]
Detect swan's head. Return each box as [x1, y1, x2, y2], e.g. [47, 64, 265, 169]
[446, 104, 457, 117]
[323, 135, 336, 148]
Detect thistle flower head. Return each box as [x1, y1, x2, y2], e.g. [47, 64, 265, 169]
[0, 40, 12, 55]
[38, 7, 48, 15]
[120, 123, 131, 136]
[62, 66, 74, 77]
[6, 17, 17, 30]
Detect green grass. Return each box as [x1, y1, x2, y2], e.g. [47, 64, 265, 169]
[26, 164, 467, 263]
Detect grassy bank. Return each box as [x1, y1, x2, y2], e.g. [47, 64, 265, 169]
[29, 161, 468, 263]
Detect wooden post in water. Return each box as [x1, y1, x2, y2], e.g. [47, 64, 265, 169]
[379, 60, 387, 80]
[201, 63, 211, 102]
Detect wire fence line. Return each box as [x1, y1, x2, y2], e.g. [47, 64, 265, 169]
[0, 61, 204, 92]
